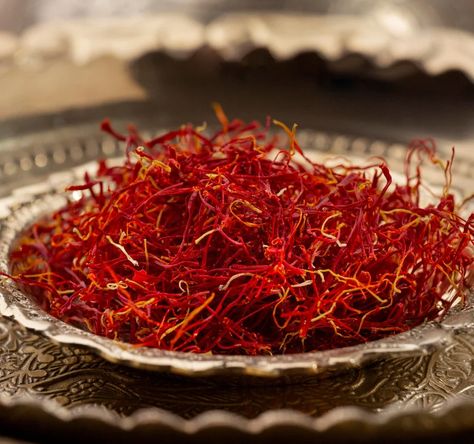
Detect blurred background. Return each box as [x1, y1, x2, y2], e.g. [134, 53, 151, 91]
[0, 0, 472, 157]
[1, 0, 474, 33]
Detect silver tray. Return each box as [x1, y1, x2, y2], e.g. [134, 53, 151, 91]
[0, 123, 473, 378]
[0, 103, 472, 443]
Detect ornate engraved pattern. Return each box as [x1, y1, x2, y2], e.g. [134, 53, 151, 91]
[0, 113, 472, 439]
[1, 315, 474, 420]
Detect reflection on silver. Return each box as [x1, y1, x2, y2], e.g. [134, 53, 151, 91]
[0, 128, 472, 378]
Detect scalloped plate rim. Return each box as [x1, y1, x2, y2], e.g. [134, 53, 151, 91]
[1, 391, 474, 436]
[0, 159, 471, 377]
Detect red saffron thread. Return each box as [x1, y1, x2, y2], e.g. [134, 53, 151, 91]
[8, 114, 474, 355]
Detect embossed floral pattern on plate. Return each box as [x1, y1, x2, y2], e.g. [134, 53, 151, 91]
[0, 128, 472, 378]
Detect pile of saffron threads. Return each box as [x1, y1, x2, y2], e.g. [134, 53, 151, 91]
[9, 113, 473, 355]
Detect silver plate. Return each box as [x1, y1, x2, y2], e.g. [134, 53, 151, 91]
[0, 104, 473, 442]
[0, 121, 472, 378]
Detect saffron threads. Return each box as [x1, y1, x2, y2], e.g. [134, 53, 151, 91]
[9, 116, 474, 355]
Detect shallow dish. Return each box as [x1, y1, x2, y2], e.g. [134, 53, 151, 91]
[0, 126, 472, 378]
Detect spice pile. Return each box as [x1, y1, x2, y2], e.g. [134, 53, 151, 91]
[10, 112, 473, 354]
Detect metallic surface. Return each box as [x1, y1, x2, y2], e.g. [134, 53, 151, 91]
[0, 104, 472, 442]
[0, 124, 472, 377]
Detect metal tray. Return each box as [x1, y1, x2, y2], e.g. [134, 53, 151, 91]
[0, 102, 472, 443]
[0, 127, 473, 379]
